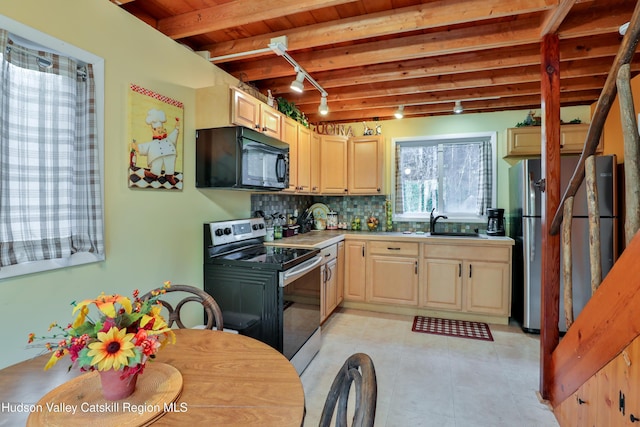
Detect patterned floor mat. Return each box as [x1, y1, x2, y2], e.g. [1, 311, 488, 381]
[412, 316, 493, 341]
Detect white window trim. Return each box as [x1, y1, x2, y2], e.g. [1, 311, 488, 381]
[391, 131, 497, 223]
[0, 15, 105, 280]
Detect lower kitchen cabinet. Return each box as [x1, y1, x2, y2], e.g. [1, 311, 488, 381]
[422, 243, 511, 316]
[320, 244, 339, 322]
[366, 241, 418, 305]
[344, 240, 366, 301]
[421, 258, 462, 311]
[337, 241, 345, 306]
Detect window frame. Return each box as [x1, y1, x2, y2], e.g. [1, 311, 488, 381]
[0, 15, 105, 279]
[391, 131, 497, 223]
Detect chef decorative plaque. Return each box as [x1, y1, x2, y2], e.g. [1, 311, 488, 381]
[128, 84, 184, 190]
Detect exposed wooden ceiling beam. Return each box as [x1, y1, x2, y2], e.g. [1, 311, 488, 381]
[540, 0, 577, 36]
[206, 0, 556, 61]
[156, 0, 359, 39]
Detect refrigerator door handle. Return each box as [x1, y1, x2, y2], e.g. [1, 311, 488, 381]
[528, 172, 536, 216]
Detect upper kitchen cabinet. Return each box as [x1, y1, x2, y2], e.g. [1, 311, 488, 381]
[282, 117, 313, 194]
[281, 116, 298, 193]
[310, 133, 321, 194]
[506, 124, 602, 157]
[320, 135, 348, 194]
[230, 87, 281, 139]
[348, 136, 384, 195]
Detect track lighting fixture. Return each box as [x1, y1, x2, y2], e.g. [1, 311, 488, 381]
[290, 70, 305, 93]
[453, 100, 464, 114]
[394, 105, 404, 119]
[318, 95, 329, 115]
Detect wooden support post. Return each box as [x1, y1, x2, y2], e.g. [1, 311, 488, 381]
[585, 155, 602, 293]
[562, 197, 574, 328]
[540, 33, 561, 401]
[617, 63, 640, 246]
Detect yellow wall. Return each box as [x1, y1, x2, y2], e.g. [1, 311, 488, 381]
[0, 1, 251, 368]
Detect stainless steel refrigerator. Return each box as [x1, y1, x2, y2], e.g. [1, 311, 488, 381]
[509, 155, 617, 333]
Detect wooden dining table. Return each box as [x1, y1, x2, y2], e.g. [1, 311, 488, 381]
[0, 329, 305, 426]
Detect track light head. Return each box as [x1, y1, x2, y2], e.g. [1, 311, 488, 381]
[318, 95, 329, 115]
[453, 100, 463, 114]
[290, 71, 305, 93]
[394, 105, 404, 119]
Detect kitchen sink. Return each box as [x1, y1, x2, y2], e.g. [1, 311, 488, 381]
[428, 231, 487, 238]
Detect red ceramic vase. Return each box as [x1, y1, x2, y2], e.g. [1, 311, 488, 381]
[98, 369, 138, 401]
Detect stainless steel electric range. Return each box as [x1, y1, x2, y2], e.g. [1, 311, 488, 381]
[203, 217, 322, 374]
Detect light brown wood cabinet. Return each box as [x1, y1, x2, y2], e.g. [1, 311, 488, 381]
[320, 135, 348, 194]
[348, 135, 384, 195]
[344, 240, 366, 301]
[506, 124, 602, 157]
[366, 241, 418, 305]
[282, 117, 298, 192]
[320, 244, 339, 323]
[421, 243, 511, 316]
[337, 241, 345, 306]
[230, 87, 281, 139]
[310, 132, 321, 194]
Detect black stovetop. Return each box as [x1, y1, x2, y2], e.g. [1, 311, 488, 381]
[208, 244, 319, 271]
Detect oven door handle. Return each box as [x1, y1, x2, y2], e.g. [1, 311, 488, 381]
[281, 255, 323, 287]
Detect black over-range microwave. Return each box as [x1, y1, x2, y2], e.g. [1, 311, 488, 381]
[196, 126, 289, 191]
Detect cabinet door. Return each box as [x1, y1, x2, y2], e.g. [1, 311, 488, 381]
[367, 255, 418, 305]
[344, 240, 366, 301]
[320, 135, 348, 194]
[348, 136, 383, 194]
[464, 261, 510, 316]
[260, 104, 282, 139]
[230, 88, 259, 130]
[322, 259, 338, 322]
[422, 258, 463, 310]
[282, 117, 298, 192]
[337, 241, 345, 305]
[310, 133, 321, 194]
[296, 126, 312, 193]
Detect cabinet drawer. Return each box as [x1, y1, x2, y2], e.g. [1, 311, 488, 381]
[423, 244, 509, 262]
[369, 241, 419, 256]
[320, 244, 337, 262]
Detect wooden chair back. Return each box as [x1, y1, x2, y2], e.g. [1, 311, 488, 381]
[319, 352, 377, 427]
[141, 284, 223, 330]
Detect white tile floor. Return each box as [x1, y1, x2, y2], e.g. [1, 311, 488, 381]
[300, 308, 559, 427]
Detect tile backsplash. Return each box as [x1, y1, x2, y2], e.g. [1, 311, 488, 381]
[251, 194, 487, 233]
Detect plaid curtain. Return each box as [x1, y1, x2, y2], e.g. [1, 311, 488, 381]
[0, 29, 103, 267]
[476, 140, 492, 216]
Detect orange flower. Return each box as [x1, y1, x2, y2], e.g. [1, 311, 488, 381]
[73, 293, 132, 319]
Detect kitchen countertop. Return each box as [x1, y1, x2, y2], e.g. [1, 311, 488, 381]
[265, 230, 514, 249]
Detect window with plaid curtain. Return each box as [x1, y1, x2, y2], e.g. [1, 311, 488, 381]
[0, 29, 104, 271]
[393, 133, 496, 221]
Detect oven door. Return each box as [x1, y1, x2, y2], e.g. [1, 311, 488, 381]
[281, 255, 322, 371]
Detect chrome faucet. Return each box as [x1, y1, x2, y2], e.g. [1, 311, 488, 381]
[429, 208, 448, 232]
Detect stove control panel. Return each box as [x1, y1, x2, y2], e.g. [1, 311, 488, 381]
[208, 217, 266, 246]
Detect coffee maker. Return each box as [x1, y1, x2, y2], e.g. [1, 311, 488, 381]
[486, 208, 505, 236]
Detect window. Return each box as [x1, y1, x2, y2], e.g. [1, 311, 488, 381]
[392, 132, 496, 222]
[0, 19, 104, 279]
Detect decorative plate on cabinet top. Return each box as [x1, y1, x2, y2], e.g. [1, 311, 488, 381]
[309, 203, 329, 220]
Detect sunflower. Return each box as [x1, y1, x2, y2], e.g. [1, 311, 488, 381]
[86, 327, 136, 371]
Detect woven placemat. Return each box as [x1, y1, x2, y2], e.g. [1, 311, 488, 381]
[412, 316, 494, 341]
[27, 363, 182, 427]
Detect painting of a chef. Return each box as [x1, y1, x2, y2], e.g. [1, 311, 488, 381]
[132, 109, 179, 185]
[128, 84, 184, 190]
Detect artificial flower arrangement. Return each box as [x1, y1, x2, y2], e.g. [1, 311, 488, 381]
[28, 282, 175, 379]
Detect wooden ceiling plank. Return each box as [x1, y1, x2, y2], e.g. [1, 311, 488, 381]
[224, 16, 543, 81]
[206, 0, 555, 60]
[109, 0, 136, 4]
[157, 0, 360, 39]
[540, 0, 577, 36]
